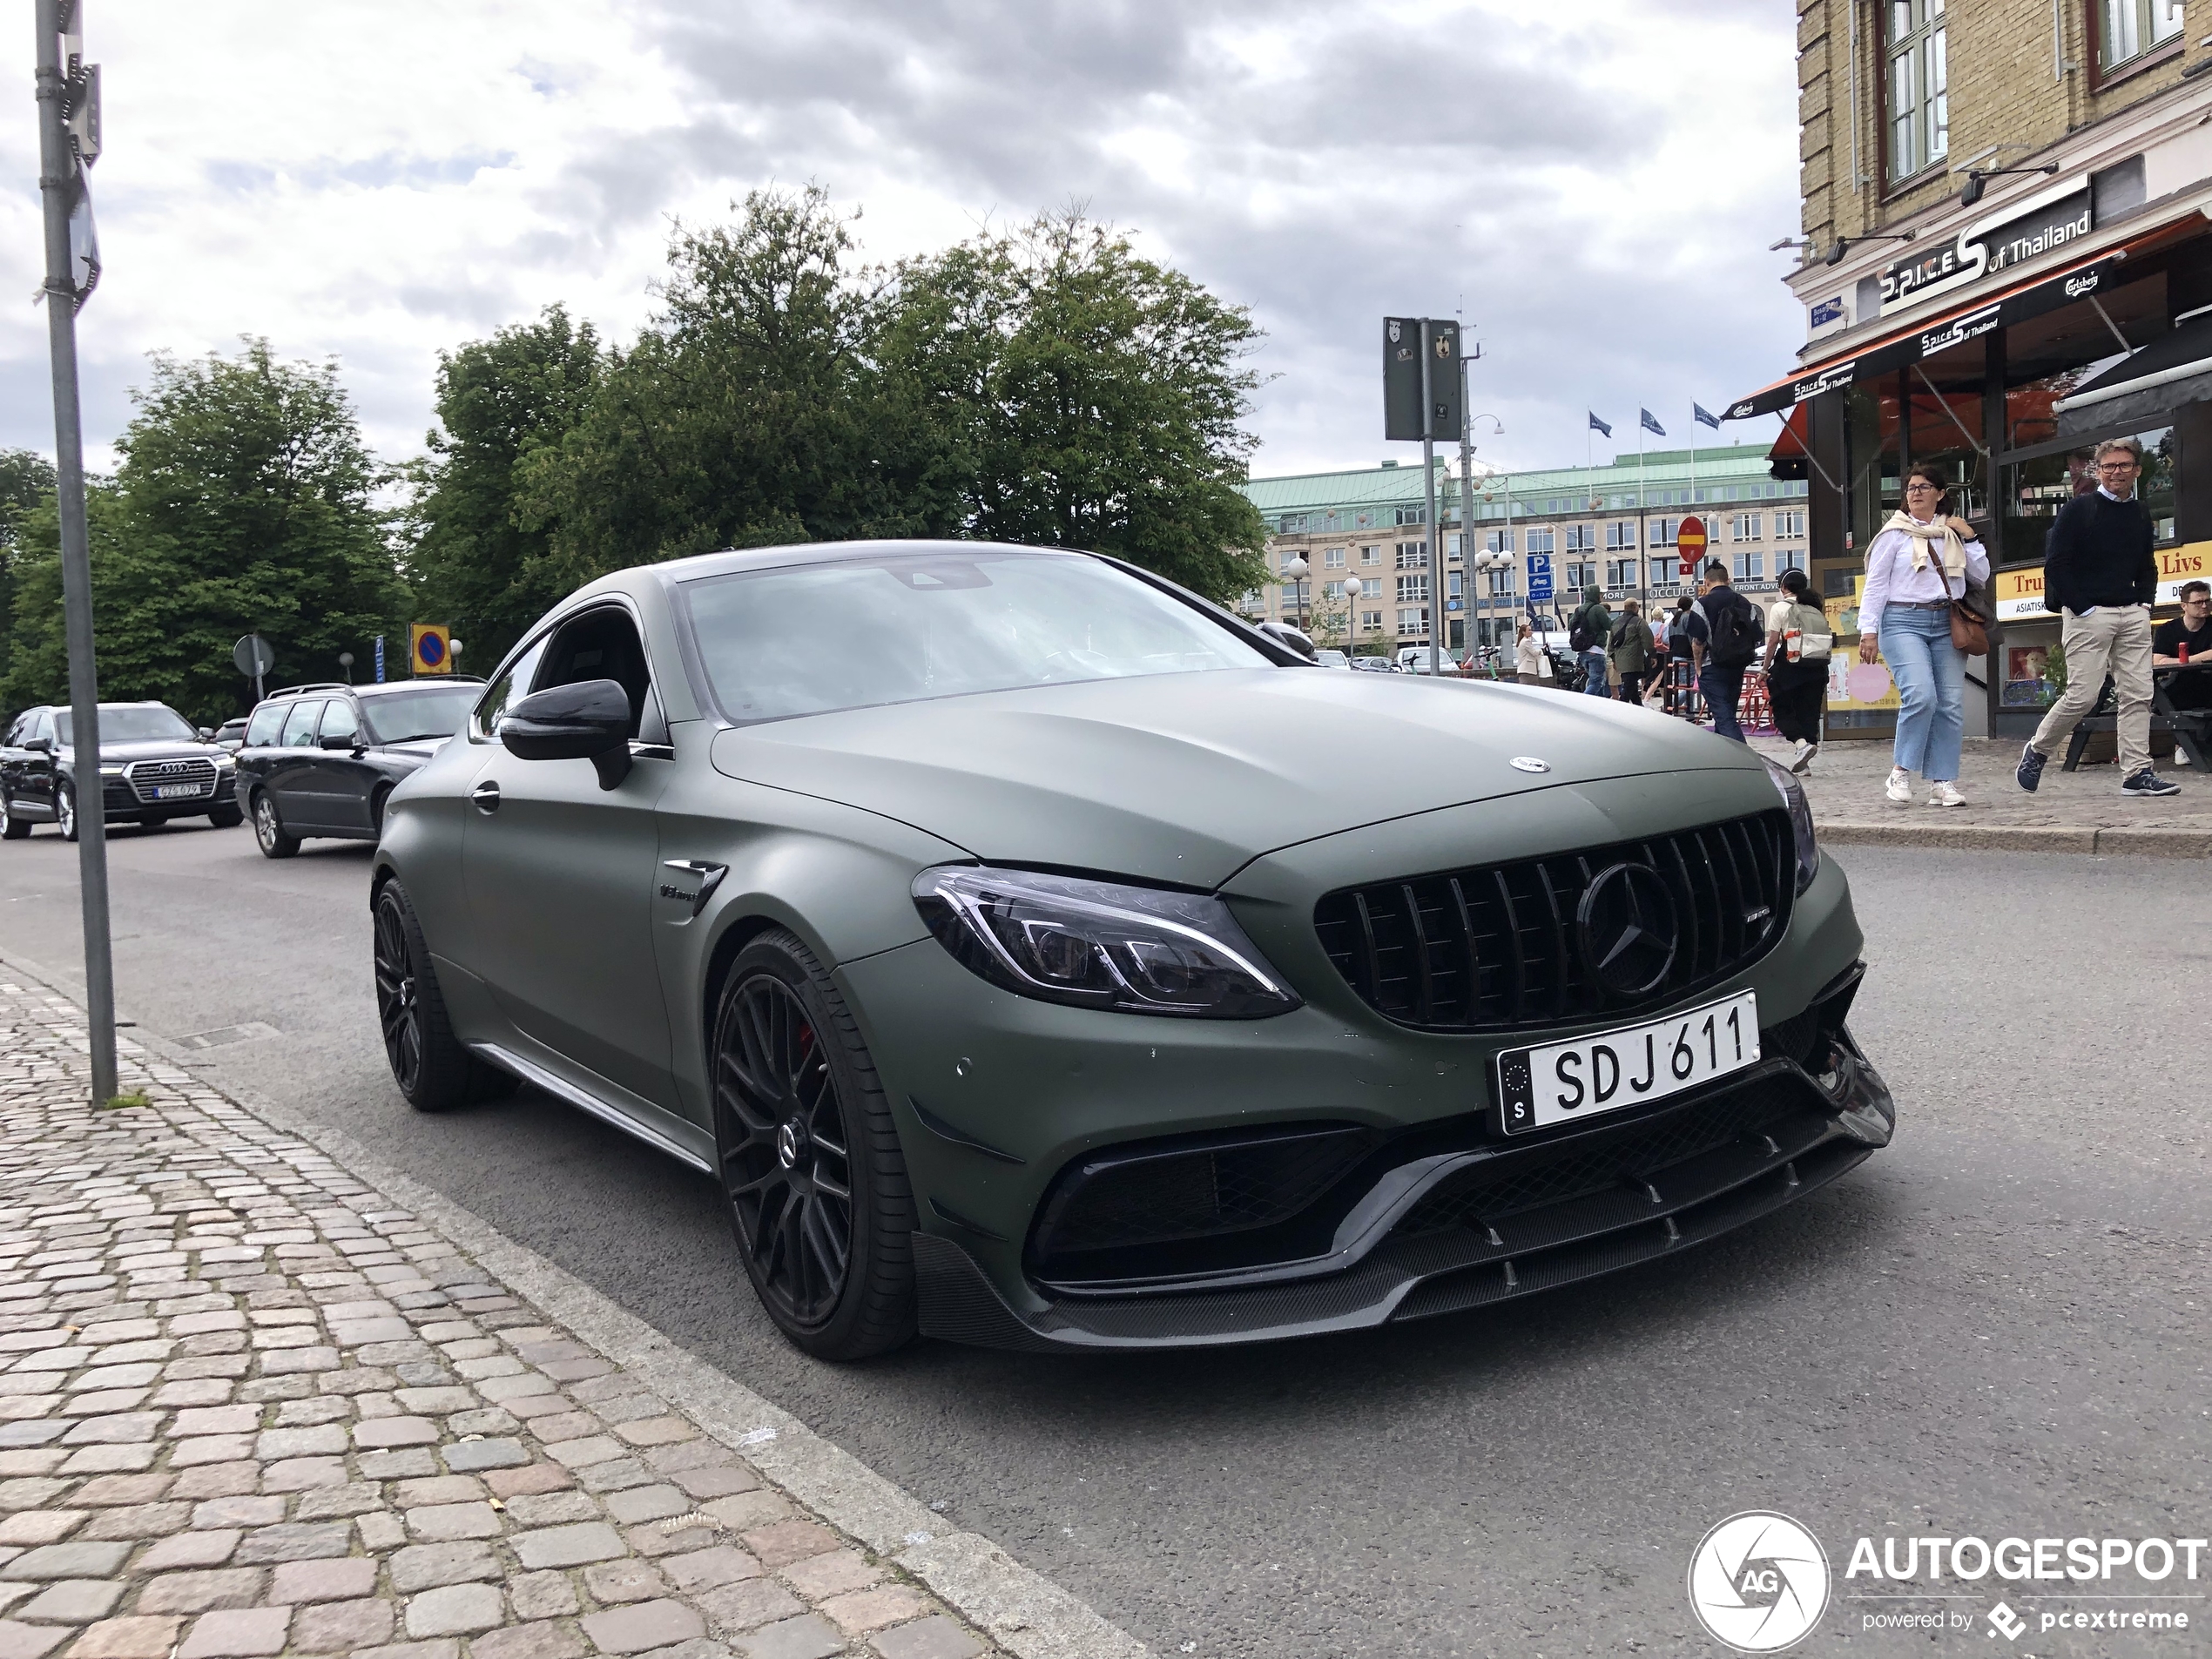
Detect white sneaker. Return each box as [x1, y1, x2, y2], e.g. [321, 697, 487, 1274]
[1927, 782, 1966, 808]
[1885, 766, 1913, 803]
[1791, 739, 1816, 774]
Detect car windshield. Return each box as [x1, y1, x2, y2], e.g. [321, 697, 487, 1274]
[56, 706, 195, 745]
[361, 688, 479, 743]
[680, 550, 1271, 723]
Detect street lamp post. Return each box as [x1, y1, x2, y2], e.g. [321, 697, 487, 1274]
[1283, 556, 1309, 635]
[1343, 576, 1362, 660]
[338, 651, 354, 685]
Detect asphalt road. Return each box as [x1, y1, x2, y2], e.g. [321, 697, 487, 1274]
[1, 819, 2205, 1657]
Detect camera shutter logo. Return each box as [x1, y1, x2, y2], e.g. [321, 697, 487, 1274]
[1688, 1512, 1830, 1653]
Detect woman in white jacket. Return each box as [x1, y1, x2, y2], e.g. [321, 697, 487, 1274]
[1856, 462, 1990, 807]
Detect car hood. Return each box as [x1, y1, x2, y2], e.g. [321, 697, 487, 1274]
[62, 738, 226, 765]
[709, 669, 1770, 888]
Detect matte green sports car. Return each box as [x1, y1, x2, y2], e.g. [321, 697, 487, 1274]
[369, 541, 1893, 1359]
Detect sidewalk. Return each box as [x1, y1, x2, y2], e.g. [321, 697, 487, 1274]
[0, 976, 1127, 1659]
[1745, 733, 2212, 856]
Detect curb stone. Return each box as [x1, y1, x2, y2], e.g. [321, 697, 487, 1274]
[1815, 820, 2212, 856]
[0, 952, 1148, 1659]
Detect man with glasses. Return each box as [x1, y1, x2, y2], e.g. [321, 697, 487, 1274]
[2018, 437, 2178, 796]
[2153, 580, 2212, 665]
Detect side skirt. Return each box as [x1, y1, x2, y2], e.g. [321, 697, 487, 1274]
[468, 1040, 714, 1174]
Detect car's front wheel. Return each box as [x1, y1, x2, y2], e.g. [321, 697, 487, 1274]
[374, 879, 506, 1111]
[711, 929, 916, 1360]
[56, 783, 78, 843]
[252, 790, 299, 859]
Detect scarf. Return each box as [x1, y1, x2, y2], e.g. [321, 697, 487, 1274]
[1882, 509, 1966, 579]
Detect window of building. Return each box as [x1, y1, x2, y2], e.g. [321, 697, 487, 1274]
[1565, 561, 1596, 590]
[1278, 551, 1301, 573]
[1323, 581, 1343, 600]
[1447, 572, 1464, 601]
[1606, 559, 1638, 588]
[1396, 574, 1432, 603]
[1360, 544, 1381, 565]
[1278, 514, 1308, 533]
[1886, 0, 1947, 184]
[2101, 0, 2183, 72]
[1526, 527, 1556, 555]
[1398, 606, 1430, 635]
[1732, 513, 1764, 542]
[1490, 563, 1517, 596]
[1651, 517, 1677, 545]
[1776, 509, 1807, 538]
[1446, 534, 1462, 559]
[1394, 542, 1429, 570]
[1394, 506, 1426, 526]
[1732, 551, 1766, 581]
[1483, 529, 1515, 554]
[1361, 609, 1383, 631]
[1605, 523, 1637, 550]
[1564, 523, 1595, 551]
[1324, 546, 1346, 569]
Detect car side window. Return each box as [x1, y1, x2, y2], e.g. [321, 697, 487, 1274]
[280, 700, 326, 748]
[245, 702, 286, 749]
[32, 713, 54, 746]
[474, 637, 549, 742]
[533, 608, 655, 740]
[319, 699, 361, 745]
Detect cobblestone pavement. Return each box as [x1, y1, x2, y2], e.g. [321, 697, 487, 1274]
[0, 977, 1008, 1659]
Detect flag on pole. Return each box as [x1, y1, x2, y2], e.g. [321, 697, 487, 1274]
[1588, 411, 1612, 438]
[1693, 403, 1722, 430]
[1640, 409, 1665, 438]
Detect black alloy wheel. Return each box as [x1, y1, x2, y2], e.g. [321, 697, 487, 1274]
[711, 930, 915, 1359]
[253, 791, 299, 859]
[372, 880, 504, 1111]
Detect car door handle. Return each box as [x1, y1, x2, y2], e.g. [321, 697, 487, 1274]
[471, 779, 501, 815]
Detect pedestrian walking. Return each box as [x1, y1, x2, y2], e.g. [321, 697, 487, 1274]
[1684, 560, 1763, 742]
[1763, 568, 1832, 772]
[1609, 598, 1655, 705]
[2016, 436, 2180, 796]
[1858, 462, 1990, 806]
[1666, 595, 1700, 718]
[1569, 584, 1612, 698]
[1514, 619, 1549, 686]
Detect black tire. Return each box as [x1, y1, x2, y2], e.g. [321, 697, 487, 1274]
[208, 803, 244, 829]
[711, 929, 915, 1360]
[1, 795, 27, 840]
[56, 783, 79, 844]
[252, 790, 299, 859]
[373, 879, 502, 1112]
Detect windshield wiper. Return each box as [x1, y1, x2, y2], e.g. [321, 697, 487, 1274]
[376, 731, 455, 744]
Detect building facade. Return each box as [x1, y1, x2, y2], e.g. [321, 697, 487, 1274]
[1241, 448, 1807, 655]
[1733, 0, 2212, 735]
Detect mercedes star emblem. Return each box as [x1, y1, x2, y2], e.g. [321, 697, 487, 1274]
[1576, 862, 1681, 999]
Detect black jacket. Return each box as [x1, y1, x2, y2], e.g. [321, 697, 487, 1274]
[2043, 491, 2158, 616]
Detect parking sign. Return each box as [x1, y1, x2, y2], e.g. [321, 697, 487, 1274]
[1526, 553, 1554, 604]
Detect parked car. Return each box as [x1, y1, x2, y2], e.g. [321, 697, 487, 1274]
[1348, 655, 1402, 672]
[368, 539, 1892, 1360]
[234, 678, 484, 857]
[1316, 648, 1351, 669]
[2, 701, 241, 840]
[212, 718, 250, 752]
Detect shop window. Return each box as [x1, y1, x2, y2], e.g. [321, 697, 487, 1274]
[2003, 428, 2177, 556]
[2099, 0, 2182, 73]
[1886, 1, 1948, 185]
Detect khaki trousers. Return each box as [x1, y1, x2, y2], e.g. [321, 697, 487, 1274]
[2030, 604, 2155, 777]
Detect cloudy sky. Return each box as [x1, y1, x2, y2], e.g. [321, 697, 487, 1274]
[1, 0, 1804, 483]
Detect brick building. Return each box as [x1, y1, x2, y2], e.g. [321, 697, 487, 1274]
[1730, 0, 2212, 735]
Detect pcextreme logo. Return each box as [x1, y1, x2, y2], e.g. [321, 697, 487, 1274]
[1688, 1512, 1831, 1652]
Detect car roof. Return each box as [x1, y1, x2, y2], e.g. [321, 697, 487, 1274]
[261, 679, 483, 701]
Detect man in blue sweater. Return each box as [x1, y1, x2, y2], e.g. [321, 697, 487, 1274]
[2018, 437, 2179, 796]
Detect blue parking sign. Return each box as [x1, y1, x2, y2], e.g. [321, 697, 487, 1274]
[1526, 553, 1554, 603]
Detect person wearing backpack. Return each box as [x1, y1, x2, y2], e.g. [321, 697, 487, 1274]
[1568, 585, 1612, 698]
[1608, 598, 1654, 705]
[1686, 560, 1762, 742]
[1763, 568, 1832, 771]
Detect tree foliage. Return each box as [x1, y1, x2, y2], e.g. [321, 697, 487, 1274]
[0, 449, 58, 694]
[1, 341, 407, 725]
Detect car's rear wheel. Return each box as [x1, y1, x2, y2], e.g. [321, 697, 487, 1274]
[252, 790, 299, 859]
[373, 879, 503, 1111]
[56, 784, 78, 844]
[711, 930, 915, 1360]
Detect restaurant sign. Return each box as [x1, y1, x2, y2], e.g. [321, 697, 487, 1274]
[1993, 544, 2212, 620]
[1879, 178, 2093, 310]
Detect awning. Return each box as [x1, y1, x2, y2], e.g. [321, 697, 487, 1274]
[2054, 309, 2212, 435]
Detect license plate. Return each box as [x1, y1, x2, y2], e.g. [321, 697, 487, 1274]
[152, 784, 206, 799]
[1495, 991, 1760, 1136]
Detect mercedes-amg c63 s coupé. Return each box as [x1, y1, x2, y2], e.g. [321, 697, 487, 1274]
[368, 540, 1895, 1359]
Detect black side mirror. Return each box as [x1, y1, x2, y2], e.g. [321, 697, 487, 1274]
[24, 737, 51, 754]
[319, 733, 361, 752]
[500, 678, 633, 790]
[1257, 620, 1320, 662]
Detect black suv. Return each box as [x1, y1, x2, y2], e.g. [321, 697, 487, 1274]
[2, 701, 241, 840]
[233, 679, 483, 856]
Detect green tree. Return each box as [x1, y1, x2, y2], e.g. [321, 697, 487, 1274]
[1, 341, 406, 725]
[0, 449, 58, 695]
[402, 306, 603, 670]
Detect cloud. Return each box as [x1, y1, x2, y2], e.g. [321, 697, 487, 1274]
[0, 0, 1804, 482]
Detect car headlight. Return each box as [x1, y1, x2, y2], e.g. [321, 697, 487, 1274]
[212, 752, 234, 769]
[98, 764, 125, 776]
[1760, 756, 1819, 894]
[913, 865, 1301, 1019]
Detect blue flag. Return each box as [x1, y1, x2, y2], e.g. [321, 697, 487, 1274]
[1588, 411, 1612, 438]
[1641, 409, 1666, 438]
[1694, 403, 1722, 430]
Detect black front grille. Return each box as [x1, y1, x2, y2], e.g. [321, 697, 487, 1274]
[1393, 1075, 1805, 1235]
[1313, 810, 1794, 1033]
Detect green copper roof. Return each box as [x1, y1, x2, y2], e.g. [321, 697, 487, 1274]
[1243, 442, 1788, 521]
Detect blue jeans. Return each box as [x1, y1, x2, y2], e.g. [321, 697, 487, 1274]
[1581, 649, 1609, 695]
[1700, 664, 1745, 742]
[1878, 605, 1965, 783]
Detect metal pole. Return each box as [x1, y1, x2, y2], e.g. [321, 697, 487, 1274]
[1419, 326, 1440, 677]
[1459, 355, 1475, 657]
[35, 0, 117, 1107]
